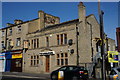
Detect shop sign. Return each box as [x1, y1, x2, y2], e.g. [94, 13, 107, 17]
[4, 52, 12, 59]
[0, 53, 5, 59]
[39, 51, 55, 56]
[12, 54, 22, 59]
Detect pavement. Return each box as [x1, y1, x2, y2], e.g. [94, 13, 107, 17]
[1, 72, 50, 80]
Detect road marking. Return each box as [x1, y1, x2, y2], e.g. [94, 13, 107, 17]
[2, 75, 46, 79]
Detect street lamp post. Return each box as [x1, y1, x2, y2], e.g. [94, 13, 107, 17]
[98, 1, 106, 80]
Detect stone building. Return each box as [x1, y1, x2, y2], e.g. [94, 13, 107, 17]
[0, 2, 116, 77]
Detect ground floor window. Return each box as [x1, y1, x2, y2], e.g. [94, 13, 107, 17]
[30, 55, 40, 67]
[56, 53, 68, 66]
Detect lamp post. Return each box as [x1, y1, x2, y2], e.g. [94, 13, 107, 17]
[98, 1, 106, 80]
[22, 40, 29, 72]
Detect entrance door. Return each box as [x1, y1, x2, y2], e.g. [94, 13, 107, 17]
[46, 56, 50, 72]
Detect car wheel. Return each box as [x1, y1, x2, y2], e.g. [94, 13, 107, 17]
[72, 76, 78, 80]
[51, 74, 57, 80]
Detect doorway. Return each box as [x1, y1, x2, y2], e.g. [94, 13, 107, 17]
[45, 56, 50, 72]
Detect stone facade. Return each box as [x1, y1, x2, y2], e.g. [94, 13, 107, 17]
[0, 2, 116, 74]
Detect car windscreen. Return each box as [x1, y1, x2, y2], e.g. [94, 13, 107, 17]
[117, 68, 120, 72]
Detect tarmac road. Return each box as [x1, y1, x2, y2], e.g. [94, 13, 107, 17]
[1, 76, 49, 80]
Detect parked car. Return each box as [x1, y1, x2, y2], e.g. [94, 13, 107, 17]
[109, 67, 120, 80]
[50, 65, 89, 80]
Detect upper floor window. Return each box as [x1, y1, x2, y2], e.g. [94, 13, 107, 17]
[57, 35, 60, 45]
[61, 34, 63, 45]
[64, 34, 67, 44]
[57, 33, 67, 45]
[34, 39, 36, 49]
[1, 41, 4, 49]
[9, 28, 12, 35]
[46, 37, 49, 47]
[31, 38, 39, 49]
[17, 26, 21, 32]
[37, 38, 39, 48]
[8, 39, 12, 47]
[16, 38, 21, 47]
[2, 30, 5, 37]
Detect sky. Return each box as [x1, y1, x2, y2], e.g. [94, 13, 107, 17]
[1, 2, 119, 42]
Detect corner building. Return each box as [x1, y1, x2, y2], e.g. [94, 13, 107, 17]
[24, 2, 101, 73]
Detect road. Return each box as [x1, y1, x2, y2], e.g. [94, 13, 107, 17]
[0, 72, 104, 80]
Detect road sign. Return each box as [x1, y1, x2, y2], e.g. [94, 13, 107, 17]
[108, 51, 119, 63]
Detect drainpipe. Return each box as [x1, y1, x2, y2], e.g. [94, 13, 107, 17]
[5, 28, 8, 51]
[76, 21, 82, 66]
[87, 22, 94, 62]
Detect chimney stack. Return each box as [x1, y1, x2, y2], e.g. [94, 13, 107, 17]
[14, 19, 23, 24]
[78, 2, 86, 22]
[38, 10, 45, 30]
[78, 2, 86, 30]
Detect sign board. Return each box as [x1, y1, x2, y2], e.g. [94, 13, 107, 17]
[39, 51, 55, 56]
[108, 51, 119, 63]
[12, 54, 22, 59]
